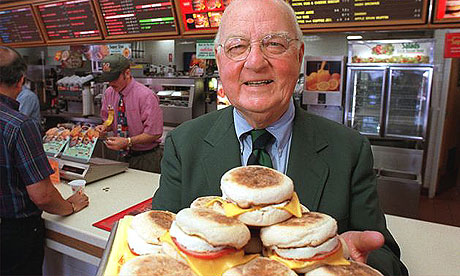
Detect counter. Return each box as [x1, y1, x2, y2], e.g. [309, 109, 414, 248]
[42, 170, 460, 275]
[42, 169, 159, 270]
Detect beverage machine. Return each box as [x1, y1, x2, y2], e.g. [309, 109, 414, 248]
[345, 39, 434, 183]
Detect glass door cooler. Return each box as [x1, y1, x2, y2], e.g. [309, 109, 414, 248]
[346, 67, 386, 136]
[385, 67, 433, 140]
[345, 39, 434, 185]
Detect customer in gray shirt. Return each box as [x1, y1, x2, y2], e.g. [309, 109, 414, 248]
[16, 85, 41, 126]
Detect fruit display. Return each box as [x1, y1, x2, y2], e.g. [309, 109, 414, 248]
[305, 61, 341, 91]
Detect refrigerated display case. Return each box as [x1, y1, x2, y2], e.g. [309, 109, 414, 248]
[345, 39, 434, 184]
[346, 66, 432, 140]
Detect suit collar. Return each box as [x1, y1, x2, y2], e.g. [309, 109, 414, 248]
[204, 106, 236, 146]
[202, 107, 242, 193]
[286, 104, 330, 211]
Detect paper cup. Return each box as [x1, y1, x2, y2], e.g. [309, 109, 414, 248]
[68, 179, 86, 194]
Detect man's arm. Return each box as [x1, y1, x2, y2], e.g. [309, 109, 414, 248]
[26, 177, 89, 215]
[104, 133, 161, 151]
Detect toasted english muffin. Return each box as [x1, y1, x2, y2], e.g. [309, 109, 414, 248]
[305, 261, 384, 276]
[119, 254, 196, 276]
[127, 210, 175, 255]
[222, 257, 297, 276]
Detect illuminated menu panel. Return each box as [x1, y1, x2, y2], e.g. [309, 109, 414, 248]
[97, 0, 177, 37]
[0, 6, 43, 44]
[178, 0, 229, 32]
[37, 0, 100, 40]
[290, 0, 425, 27]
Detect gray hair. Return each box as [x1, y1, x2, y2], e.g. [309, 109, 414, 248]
[214, 0, 303, 48]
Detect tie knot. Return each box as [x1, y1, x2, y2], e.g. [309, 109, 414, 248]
[250, 129, 274, 150]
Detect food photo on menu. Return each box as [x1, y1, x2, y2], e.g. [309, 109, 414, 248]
[99, 166, 385, 276]
[445, 0, 460, 17]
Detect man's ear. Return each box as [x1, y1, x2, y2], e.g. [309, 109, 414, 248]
[215, 47, 221, 72]
[298, 42, 305, 63]
[124, 68, 131, 79]
[17, 75, 25, 89]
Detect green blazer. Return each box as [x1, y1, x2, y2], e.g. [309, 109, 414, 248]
[152, 105, 408, 276]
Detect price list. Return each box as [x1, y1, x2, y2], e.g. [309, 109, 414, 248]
[97, 0, 177, 37]
[37, 0, 100, 40]
[0, 6, 42, 44]
[289, 0, 425, 26]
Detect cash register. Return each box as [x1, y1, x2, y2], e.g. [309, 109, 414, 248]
[57, 157, 128, 183]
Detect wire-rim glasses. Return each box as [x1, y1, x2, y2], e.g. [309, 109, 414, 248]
[218, 33, 300, 61]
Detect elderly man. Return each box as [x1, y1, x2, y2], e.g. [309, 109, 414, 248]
[0, 46, 89, 275]
[152, 0, 408, 275]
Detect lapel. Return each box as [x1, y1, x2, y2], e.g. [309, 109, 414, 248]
[201, 107, 242, 193]
[287, 105, 330, 211]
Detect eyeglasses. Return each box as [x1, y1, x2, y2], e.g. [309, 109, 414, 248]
[218, 34, 300, 61]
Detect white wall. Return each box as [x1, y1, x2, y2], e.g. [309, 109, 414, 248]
[303, 33, 348, 56]
[144, 40, 175, 65]
[424, 28, 460, 196]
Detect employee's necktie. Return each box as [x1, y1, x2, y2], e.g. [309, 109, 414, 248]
[247, 129, 274, 168]
[117, 94, 129, 156]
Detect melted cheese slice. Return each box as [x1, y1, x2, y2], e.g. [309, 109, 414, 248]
[103, 216, 137, 276]
[161, 232, 258, 276]
[267, 242, 350, 270]
[207, 192, 302, 218]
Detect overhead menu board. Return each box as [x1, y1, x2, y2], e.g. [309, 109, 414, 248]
[175, 0, 230, 34]
[0, 5, 43, 45]
[95, 0, 178, 39]
[289, 0, 427, 29]
[34, 0, 102, 42]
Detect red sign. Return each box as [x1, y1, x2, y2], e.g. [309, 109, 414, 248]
[445, 33, 460, 58]
[436, 0, 447, 19]
[48, 158, 60, 184]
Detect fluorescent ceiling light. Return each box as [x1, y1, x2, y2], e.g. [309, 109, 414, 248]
[347, 35, 363, 40]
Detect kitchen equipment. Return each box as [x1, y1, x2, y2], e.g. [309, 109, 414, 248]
[137, 77, 206, 125]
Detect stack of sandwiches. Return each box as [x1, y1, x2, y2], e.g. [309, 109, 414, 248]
[114, 165, 383, 276]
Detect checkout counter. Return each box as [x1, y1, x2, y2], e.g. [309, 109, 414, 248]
[42, 171, 460, 276]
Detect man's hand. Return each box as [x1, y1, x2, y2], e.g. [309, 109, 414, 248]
[95, 124, 107, 133]
[104, 136, 129, 151]
[340, 231, 384, 263]
[67, 191, 89, 213]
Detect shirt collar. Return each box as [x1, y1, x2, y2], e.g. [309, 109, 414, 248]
[0, 93, 20, 111]
[234, 98, 295, 148]
[119, 77, 135, 96]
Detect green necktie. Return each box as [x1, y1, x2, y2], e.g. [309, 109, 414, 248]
[247, 129, 274, 168]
